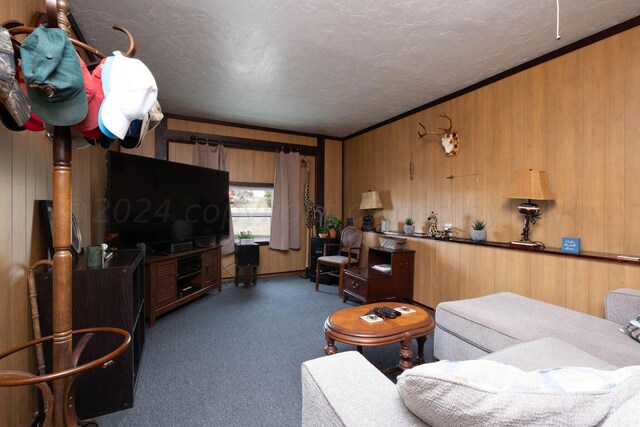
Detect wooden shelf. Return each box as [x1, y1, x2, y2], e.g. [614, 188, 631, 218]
[372, 231, 640, 265]
[176, 270, 201, 281]
[35, 249, 145, 418]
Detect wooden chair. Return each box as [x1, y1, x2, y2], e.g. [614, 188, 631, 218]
[315, 226, 363, 297]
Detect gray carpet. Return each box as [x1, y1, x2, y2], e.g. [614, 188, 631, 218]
[97, 275, 435, 426]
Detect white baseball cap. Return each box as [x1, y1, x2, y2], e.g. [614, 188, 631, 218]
[99, 51, 157, 139]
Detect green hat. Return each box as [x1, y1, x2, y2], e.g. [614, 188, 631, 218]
[20, 27, 87, 126]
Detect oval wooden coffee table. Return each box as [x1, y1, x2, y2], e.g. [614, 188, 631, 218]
[324, 303, 434, 372]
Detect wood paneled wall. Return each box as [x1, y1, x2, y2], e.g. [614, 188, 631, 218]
[1, 3, 127, 424]
[124, 120, 343, 279]
[1, 130, 101, 427]
[72, 146, 111, 247]
[0, 145, 105, 419]
[346, 27, 640, 315]
[0, 123, 50, 427]
[0, 3, 47, 425]
[361, 232, 640, 316]
[1, 102, 342, 425]
[323, 138, 343, 219]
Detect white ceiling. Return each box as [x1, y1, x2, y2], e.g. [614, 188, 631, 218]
[71, 0, 640, 138]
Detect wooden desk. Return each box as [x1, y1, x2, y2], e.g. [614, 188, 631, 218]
[343, 246, 415, 303]
[323, 303, 434, 371]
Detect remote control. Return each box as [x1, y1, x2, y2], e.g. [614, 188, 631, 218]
[373, 307, 387, 319]
[383, 306, 401, 317]
[381, 306, 401, 319]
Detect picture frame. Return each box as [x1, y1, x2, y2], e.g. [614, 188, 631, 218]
[561, 237, 581, 254]
[38, 200, 83, 258]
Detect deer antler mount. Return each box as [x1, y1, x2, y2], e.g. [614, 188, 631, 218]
[418, 114, 460, 157]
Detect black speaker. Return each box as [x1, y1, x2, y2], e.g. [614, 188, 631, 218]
[235, 243, 260, 267]
[169, 241, 193, 253]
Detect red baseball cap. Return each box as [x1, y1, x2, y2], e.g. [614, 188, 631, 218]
[72, 53, 103, 139]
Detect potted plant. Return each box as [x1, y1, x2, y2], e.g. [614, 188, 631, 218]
[404, 217, 415, 235]
[324, 215, 344, 239]
[470, 219, 487, 242]
[236, 230, 254, 245]
[318, 224, 329, 238]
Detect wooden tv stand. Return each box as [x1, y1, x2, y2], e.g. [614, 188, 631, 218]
[145, 246, 221, 326]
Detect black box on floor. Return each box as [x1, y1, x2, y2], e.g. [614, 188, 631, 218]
[235, 243, 260, 267]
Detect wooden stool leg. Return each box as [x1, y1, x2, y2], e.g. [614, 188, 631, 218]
[242, 267, 252, 287]
[338, 264, 345, 297]
[315, 260, 321, 291]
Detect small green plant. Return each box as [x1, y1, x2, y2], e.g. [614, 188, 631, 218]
[472, 219, 486, 230]
[323, 215, 344, 234]
[405, 217, 414, 226]
[236, 230, 254, 239]
[319, 224, 329, 234]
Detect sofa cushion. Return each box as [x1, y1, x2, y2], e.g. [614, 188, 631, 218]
[434, 324, 491, 361]
[436, 292, 640, 367]
[396, 360, 640, 427]
[480, 337, 618, 371]
[605, 288, 640, 326]
[301, 352, 424, 427]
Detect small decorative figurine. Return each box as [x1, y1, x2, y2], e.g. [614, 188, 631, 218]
[427, 211, 448, 239]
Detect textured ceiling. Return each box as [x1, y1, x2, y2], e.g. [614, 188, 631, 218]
[70, 0, 640, 138]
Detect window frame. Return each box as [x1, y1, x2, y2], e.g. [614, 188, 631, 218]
[229, 182, 273, 244]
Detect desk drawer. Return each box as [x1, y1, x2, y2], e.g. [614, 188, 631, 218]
[344, 274, 368, 299]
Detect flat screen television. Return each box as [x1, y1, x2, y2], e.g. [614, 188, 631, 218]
[106, 151, 230, 248]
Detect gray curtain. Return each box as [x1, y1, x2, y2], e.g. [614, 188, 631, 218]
[194, 143, 235, 255]
[269, 151, 301, 250]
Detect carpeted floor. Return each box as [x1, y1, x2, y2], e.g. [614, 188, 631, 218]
[97, 275, 435, 426]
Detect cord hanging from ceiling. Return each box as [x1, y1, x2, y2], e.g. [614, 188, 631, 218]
[556, 0, 561, 40]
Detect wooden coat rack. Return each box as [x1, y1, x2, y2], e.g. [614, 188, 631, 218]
[0, 1, 136, 425]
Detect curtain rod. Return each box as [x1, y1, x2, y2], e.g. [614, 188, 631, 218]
[166, 130, 318, 156]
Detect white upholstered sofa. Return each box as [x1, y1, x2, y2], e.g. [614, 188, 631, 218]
[301, 289, 640, 426]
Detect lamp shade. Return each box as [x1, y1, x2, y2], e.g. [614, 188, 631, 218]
[359, 191, 383, 210]
[505, 170, 555, 201]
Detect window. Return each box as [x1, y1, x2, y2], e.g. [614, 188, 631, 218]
[229, 184, 273, 239]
